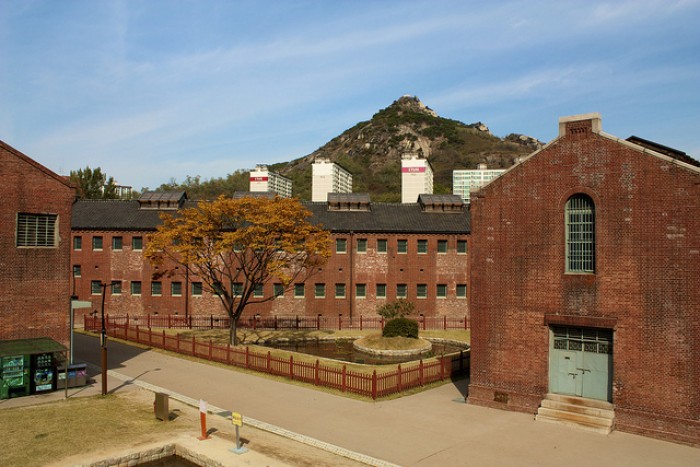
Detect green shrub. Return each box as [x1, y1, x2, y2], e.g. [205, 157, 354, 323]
[377, 299, 415, 320]
[383, 317, 419, 339]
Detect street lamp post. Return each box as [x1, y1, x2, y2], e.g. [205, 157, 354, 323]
[99, 282, 114, 396]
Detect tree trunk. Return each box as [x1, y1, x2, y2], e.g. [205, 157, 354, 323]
[229, 318, 237, 346]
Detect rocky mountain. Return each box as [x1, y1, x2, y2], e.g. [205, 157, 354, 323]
[273, 95, 543, 202]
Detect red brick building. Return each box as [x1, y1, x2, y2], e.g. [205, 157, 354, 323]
[468, 114, 700, 444]
[70, 193, 470, 322]
[1, 141, 76, 345]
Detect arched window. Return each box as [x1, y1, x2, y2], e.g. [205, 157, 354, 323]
[565, 194, 595, 273]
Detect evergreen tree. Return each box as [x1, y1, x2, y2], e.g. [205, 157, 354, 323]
[69, 166, 118, 199]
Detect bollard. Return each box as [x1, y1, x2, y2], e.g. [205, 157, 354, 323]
[197, 399, 209, 440]
[154, 392, 169, 421]
[229, 412, 248, 454]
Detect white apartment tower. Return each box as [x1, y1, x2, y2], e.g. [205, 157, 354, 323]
[452, 163, 506, 204]
[401, 153, 433, 203]
[249, 164, 293, 198]
[311, 157, 353, 202]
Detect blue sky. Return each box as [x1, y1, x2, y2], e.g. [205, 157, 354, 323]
[1, 0, 699, 190]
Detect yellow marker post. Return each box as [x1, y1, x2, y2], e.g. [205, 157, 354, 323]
[229, 412, 248, 454]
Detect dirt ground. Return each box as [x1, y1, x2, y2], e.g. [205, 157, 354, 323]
[1, 385, 369, 467]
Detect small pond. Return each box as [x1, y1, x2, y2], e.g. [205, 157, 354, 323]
[139, 455, 199, 467]
[254, 339, 467, 365]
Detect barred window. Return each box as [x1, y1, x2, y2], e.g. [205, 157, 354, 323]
[315, 283, 326, 298]
[457, 240, 468, 254]
[397, 239, 408, 254]
[396, 284, 407, 298]
[566, 194, 595, 273]
[336, 238, 347, 254]
[456, 284, 467, 298]
[16, 213, 57, 247]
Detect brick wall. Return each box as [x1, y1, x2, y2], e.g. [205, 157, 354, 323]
[467, 117, 700, 444]
[71, 231, 470, 321]
[0, 142, 75, 346]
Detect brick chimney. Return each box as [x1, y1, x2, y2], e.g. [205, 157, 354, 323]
[558, 113, 602, 138]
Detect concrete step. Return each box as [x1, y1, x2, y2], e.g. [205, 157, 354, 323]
[536, 413, 613, 434]
[536, 407, 614, 427]
[540, 399, 614, 419]
[544, 393, 614, 410]
[536, 393, 615, 434]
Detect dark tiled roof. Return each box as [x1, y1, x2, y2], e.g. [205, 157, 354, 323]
[72, 199, 195, 231]
[305, 202, 469, 234]
[72, 199, 470, 234]
[327, 193, 371, 204]
[139, 190, 187, 201]
[419, 194, 463, 205]
[232, 191, 277, 199]
[626, 136, 700, 168]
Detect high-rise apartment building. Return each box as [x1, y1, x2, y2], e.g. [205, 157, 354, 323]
[249, 164, 292, 198]
[401, 153, 433, 203]
[452, 163, 506, 204]
[312, 157, 352, 202]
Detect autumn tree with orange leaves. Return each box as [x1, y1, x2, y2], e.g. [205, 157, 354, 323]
[145, 195, 331, 345]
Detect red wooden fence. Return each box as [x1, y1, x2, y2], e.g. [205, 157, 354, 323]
[86, 322, 469, 400]
[84, 314, 470, 332]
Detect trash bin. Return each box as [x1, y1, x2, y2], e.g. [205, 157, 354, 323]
[56, 363, 88, 389]
[154, 392, 169, 421]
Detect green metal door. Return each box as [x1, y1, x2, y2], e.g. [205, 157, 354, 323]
[550, 349, 580, 396]
[549, 326, 613, 402]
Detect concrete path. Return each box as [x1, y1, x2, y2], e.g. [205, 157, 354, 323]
[74, 333, 700, 466]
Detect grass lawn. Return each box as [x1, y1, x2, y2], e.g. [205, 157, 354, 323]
[0, 392, 190, 467]
[0, 389, 367, 467]
[168, 327, 470, 346]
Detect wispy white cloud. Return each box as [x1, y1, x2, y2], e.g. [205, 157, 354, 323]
[2, 0, 699, 188]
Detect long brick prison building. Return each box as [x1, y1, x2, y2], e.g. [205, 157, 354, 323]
[70, 193, 471, 321]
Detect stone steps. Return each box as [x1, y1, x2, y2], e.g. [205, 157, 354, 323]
[536, 393, 614, 434]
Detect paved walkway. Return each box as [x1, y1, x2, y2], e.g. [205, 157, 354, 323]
[73, 333, 699, 466]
